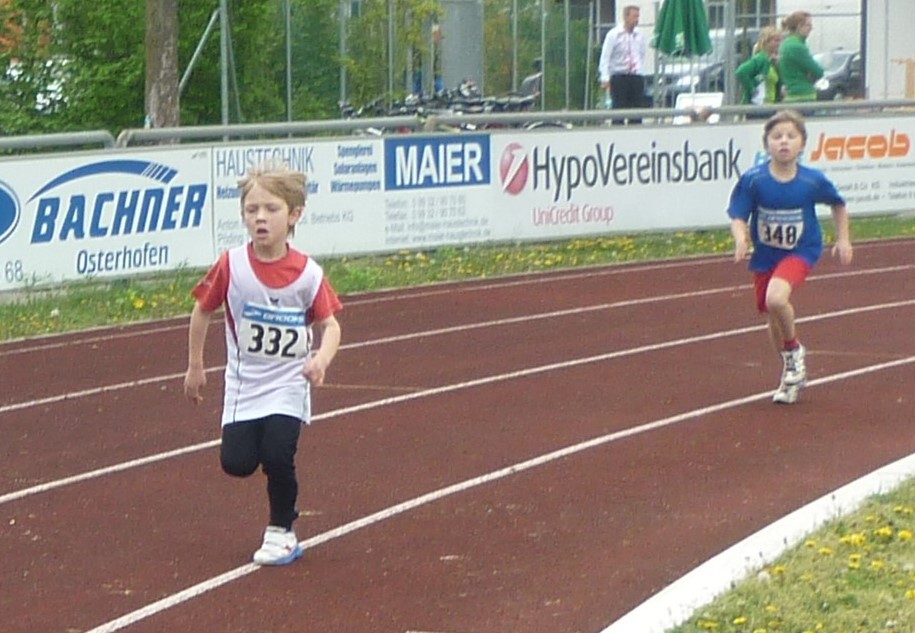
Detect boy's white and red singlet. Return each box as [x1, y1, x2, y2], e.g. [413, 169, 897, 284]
[192, 243, 342, 426]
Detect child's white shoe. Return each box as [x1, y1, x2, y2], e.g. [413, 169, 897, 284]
[780, 344, 807, 387]
[772, 382, 801, 404]
[253, 526, 303, 566]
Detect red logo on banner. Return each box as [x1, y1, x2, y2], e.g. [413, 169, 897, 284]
[499, 143, 528, 195]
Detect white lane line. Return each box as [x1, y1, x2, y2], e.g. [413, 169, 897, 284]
[3, 298, 915, 505]
[0, 283, 748, 413]
[0, 257, 728, 355]
[83, 356, 915, 633]
[3, 281, 915, 416]
[1, 256, 910, 357]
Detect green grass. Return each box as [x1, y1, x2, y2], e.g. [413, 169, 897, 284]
[3, 215, 915, 631]
[669, 478, 915, 632]
[2, 213, 913, 342]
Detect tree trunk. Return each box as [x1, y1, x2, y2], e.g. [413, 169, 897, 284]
[145, 0, 180, 128]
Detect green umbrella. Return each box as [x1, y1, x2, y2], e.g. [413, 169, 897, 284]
[652, 0, 712, 57]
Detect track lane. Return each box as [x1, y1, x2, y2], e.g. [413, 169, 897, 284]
[1, 240, 912, 632]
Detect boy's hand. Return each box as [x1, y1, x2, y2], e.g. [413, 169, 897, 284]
[733, 238, 750, 262]
[184, 366, 206, 404]
[832, 239, 853, 265]
[303, 353, 328, 387]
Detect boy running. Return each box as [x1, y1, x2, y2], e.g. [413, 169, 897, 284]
[184, 162, 342, 564]
[728, 109, 852, 403]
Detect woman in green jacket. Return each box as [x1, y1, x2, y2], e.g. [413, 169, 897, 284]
[736, 26, 783, 107]
[777, 11, 824, 102]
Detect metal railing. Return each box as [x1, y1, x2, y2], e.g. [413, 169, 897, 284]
[0, 130, 116, 153]
[0, 98, 913, 155]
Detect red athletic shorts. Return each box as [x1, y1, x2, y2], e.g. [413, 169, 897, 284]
[753, 255, 811, 313]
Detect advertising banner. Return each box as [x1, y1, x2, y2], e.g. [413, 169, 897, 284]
[0, 148, 213, 292]
[1, 115, 913, 293]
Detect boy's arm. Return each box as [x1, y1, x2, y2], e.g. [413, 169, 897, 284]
[303, 315, 342, 387]
[830, 204, 853, 265]
[184, 302, 212, 404]
[730, 217, 751, 262]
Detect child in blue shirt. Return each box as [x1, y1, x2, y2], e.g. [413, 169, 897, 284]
[728, 109, 853, 403]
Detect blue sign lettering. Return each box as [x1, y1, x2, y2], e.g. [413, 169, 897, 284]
[384, 135, 490, 190]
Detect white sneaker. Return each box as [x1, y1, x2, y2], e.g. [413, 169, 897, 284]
[252, 526, 303, 566]
[780, 344, 807, 386]
[772, 382, 801, 404]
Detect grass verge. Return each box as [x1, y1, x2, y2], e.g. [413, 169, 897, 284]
[669, 477, 915, 632]
[2, 214, 913, 341]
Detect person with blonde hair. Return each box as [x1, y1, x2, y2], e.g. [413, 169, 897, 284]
[736, 26, 783, 108]
[777, 11, 823, 102]
[184, 162, 342, 565]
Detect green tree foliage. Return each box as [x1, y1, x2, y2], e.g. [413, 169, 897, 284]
[0, 0, 593, 135]
[292, 0, 342, 119]
[0, 0, 64, 134]
[344, 0, 440, 108]
[483, 0, 590, 109]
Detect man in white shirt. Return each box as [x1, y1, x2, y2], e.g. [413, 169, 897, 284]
[599, 5, 648, 122]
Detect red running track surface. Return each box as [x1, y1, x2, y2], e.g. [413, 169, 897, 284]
[1, 239, 914, 633]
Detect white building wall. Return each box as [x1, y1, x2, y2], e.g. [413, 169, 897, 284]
[777, 0, 860, 55]
[866, 0, 914, 100]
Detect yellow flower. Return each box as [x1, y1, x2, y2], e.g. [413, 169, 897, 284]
[874, 526, 895, 539]
[839, 532, 867, 546]
[733, 616, 748, 625]
[696, 618, 720, 630]
[765, 604, 778, 613]
[818, 546, 835, 556]
[899, 529, 914, 541]
[905, 589, 915, 600]
[132, 297, 146, 310]
[870, 559, 886, 570]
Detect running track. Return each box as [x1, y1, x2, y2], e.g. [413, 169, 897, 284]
[1, 239, 913, 633]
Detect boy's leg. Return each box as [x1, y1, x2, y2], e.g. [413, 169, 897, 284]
[252, 414, 304, 566]
[765, 257, 811, 402]
[765, 277, 797, 347]
[260, 414, 303, 530]
[220, 420, 263, 477]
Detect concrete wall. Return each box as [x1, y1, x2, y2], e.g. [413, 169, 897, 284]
[440, 0, 484, 91]
[778, 0, 860, 54]
[865, 0, 914, 99]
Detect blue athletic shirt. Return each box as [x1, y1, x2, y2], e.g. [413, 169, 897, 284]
[727, 161, 845, 273]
